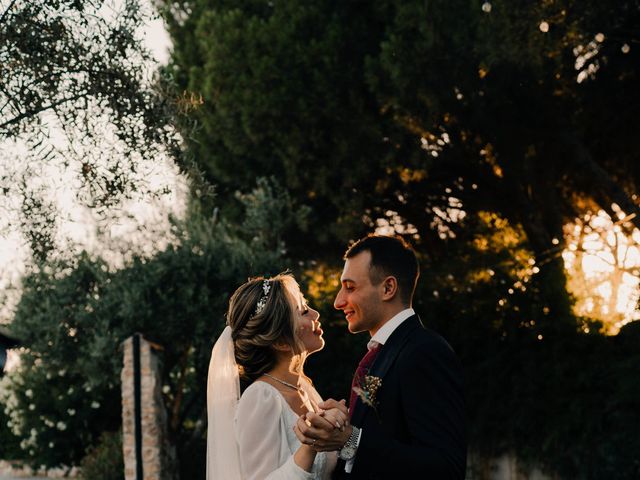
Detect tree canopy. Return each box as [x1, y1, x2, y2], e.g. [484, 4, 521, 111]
[3, 0, 640, 478]
[0, 0, 181, 260]
[159, 1, 640, 477]
[162, 0, 639, 254]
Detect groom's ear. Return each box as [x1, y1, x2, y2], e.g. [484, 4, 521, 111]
[381, 276, 399, 301]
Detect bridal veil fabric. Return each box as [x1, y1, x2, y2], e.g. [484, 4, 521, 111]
[206, 325, 242, 480]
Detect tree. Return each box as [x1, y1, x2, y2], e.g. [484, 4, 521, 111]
[0, 0, 182, 262]
[160, 0, 390, 253]
[161, 0, 639, 309]
[160, 1, 640, 477]
[1, 178, 308, 475]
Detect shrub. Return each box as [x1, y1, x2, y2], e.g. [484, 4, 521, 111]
[79, 431, 123, 480]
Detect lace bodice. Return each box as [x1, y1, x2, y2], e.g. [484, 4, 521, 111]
[235, 381, 337, 480]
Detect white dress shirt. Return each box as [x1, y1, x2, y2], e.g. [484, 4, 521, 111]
[368, 307, 415, 349]
[345, 308, 415, 472]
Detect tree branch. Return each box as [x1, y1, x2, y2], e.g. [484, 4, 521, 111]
[0, 92, 87, 132]
[570, 137, 640, 232]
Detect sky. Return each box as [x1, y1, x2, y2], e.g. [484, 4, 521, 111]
[143, 2, 172, 64]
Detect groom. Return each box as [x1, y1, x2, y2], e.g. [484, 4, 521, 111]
[295, 234, 467, 479]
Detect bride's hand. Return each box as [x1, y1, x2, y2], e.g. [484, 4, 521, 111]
[294, 413, 352, 452]
[318, 407, 348, 431]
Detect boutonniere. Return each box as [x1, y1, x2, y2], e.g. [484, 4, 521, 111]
[352, 375, 382, 410]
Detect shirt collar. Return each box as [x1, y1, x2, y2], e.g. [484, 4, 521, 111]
[368, 308, 415, 350]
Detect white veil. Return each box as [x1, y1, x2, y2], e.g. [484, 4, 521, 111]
[206, 325, 242, 480]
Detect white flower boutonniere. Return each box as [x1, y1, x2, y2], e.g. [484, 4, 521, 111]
[352, 375, 382, 410]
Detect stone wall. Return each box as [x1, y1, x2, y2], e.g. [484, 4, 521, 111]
[121, 335, 177, 480]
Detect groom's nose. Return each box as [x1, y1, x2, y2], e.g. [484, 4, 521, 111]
[334, 289, 346, 310]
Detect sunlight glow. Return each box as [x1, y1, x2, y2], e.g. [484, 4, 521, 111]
[563, 209, 640, 334]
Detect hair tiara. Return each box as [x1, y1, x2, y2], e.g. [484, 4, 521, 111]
[254, 279, 271, 315]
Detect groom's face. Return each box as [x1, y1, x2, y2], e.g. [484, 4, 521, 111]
[335, 251, 384, 335]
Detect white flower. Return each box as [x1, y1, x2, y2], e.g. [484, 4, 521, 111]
[67, 387, 74, 395]
[91, 401, 100, 409]
[56, 421, 67, 431]
[28, 404, 35, 411]
[67, 408, 76, 416]
[25, 389, 33, 398]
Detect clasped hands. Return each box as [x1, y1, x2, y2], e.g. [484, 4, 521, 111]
[293, 399, 352, 452]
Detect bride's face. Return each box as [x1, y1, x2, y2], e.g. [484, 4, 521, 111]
[286, 284, 324, 354]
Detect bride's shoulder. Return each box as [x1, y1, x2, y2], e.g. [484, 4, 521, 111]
[236, 381, 285, 424]
[239, 380, 283, 407]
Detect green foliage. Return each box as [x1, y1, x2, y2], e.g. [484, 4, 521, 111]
[3, 179, 303, 474]
[161, 0, 387, 254]
[163, 0, 640, 258]
[3, 0, 638, 477]
[0, 402, 21, 460]
[159, 1, 640, 477]
[0, 0, 184, 262]
[416, 211, 640, 479]
[79, 431, 124, 480]
[0, 0, 177, 166]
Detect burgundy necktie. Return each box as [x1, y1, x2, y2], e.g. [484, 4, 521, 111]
[349, 342, 382, 418]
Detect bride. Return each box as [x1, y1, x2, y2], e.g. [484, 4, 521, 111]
[206, 273, 345, 479]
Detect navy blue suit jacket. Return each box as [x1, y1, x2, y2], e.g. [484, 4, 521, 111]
[334, 315, 466, 479]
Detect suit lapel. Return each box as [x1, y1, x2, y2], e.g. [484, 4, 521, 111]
[350, 315, 422, 426]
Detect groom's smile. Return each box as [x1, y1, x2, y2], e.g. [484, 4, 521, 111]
[335, 251, 385, 335]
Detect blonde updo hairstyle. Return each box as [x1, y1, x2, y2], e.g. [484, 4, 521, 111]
[227, 273, 305, 382]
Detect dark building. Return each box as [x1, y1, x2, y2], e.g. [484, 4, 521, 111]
[0, 327, 19, 375]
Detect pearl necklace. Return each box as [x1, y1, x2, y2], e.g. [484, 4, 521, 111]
[264, 373, 299, 391]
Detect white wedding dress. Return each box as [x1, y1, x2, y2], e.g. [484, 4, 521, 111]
[235, 380, 337, 480]
[206, 326, 336, 480]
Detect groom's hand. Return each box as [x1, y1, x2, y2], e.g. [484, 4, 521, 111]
[317, 398, 348, 415]
[294, 412, 352, 452]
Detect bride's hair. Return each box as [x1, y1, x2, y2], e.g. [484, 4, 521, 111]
[226, 273, 305, 382]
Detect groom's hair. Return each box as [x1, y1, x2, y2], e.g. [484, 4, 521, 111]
[345, 234, 419, 305]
